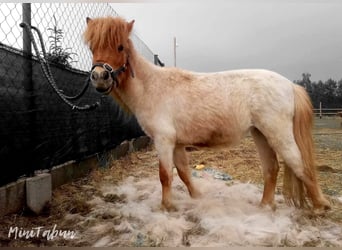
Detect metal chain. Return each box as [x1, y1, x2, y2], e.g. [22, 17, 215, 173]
[20, 22, 101, 111]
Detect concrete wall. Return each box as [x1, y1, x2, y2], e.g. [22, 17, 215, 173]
[0, 136, 151, 216]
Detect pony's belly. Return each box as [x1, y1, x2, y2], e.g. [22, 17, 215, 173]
[191, 141, 237, 149]
[177, 129, 242, 148]
[193, 136, 241, 148]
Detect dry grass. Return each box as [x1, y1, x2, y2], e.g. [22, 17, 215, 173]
[0, 127, 341, 247]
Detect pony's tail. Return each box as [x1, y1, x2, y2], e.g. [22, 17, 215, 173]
[282, 84, 317, 208]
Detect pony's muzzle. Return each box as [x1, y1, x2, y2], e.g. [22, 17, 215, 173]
[91, 69, 110, 81]
[90, 67, 113, 94]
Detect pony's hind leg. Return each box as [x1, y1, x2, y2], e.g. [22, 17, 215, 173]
[277, 142, 329, 209]
[251, 127, 279, 210]
[262, 126, 330, 210]
[173, 145, 201, 199]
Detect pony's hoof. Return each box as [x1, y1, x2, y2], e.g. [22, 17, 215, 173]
[259, 201, 277, 211]
[314, 202, 331, 212]
[312, 206, 329, 216]
[311, 199, 331, 215]
[161, 202, 178, 212]
[190, 190, 202, 199]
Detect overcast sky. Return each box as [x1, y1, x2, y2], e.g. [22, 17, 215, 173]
[111, 0, 342, 82]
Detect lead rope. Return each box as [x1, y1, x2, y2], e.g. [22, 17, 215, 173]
[20, 22, 101, 111]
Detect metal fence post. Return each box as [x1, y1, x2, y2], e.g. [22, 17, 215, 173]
[23, 4, 32, 57]
[22, 3, 36, 175]
[22, 3, 33, 107]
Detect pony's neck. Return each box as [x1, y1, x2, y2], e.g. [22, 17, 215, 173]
[114, 39, 159, 113]
[127, 39, 156, 82]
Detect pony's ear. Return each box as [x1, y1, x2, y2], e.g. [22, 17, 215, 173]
[127, 20, 135, 33]
[86, 17, 92, 24]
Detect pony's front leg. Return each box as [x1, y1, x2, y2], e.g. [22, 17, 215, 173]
[155, 137, 176, 211]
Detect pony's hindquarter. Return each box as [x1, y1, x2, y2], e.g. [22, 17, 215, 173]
[283, 85, 330, 210]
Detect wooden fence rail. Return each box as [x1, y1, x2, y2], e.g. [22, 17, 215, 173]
[313, 103, 342, 118]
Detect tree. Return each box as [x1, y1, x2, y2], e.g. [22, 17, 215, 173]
[312, 80, 324, 108]
[296, 73, 312, 90]
[336, 80, 342, 107]
[295, 73, 315, 105]
[323, 79, 337, 107]
[295, 73, 342, 108]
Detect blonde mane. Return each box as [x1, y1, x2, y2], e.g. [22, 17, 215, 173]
[83, 16, 129, 51]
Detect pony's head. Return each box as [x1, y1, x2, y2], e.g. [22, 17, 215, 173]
[84, 16, 135, 94]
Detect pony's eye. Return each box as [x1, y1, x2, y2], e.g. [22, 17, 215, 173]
[118, 45, 124, 52]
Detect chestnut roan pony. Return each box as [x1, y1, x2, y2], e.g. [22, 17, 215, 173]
[84, 17, 331, 212]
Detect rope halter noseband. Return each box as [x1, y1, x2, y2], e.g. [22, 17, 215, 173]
[91, 62, 126, 88]
[90, 56, 135, 93]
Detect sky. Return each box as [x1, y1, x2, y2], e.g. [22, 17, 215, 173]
[111, 0, 342, 82]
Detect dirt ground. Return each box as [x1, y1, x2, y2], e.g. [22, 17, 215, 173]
[0, 117, 341, 247]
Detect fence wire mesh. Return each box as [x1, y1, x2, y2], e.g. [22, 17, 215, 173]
[0, 3, 155, 70]
[0, 3, 158, 185]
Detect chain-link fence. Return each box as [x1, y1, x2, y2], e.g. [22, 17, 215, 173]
[0, 3, 162, 186]
[0, 3, 156, 70]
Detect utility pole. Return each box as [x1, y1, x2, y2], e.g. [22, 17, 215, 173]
[173, 36, 178, 67]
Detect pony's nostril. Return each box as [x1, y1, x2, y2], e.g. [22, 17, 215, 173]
[102, 71, 109, 80]
[91, 71, 98, 80]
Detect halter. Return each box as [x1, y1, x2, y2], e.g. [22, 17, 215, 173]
[91, 62, 127, 88]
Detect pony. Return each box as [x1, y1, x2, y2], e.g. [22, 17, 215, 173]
[83, 16, 331, 212]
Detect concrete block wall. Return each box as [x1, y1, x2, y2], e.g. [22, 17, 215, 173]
[0, 136, 151, 216]
[26, 173, 52, 214]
